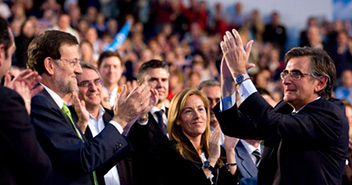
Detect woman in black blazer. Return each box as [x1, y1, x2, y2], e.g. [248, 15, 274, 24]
[154, 88, 239, 185]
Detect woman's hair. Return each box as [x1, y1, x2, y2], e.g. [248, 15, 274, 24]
[168, 88, 222, 167]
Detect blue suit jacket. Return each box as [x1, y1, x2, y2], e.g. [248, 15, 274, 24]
[235, 140, 258, 179]
[31, 88, 128, 185]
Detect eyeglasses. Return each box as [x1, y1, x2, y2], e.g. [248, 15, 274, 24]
[280, 70, 312, 80]
[56, 58, 80, 67]
[78, 79, 103, 88]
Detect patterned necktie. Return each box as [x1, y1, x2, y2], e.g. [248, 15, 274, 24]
[61, 104, 99, 185]
[252, 149, 261, 167]
[155, 110, 167, 135]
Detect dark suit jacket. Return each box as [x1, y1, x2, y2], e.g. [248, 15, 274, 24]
[0, 85, 51, 185]
[154, 134, 238, 185]
[342, 148, 352, 185]
[69, 106, 134, 185]
[127, 110, 169, 185]
[214, 92, 349, 185]
[31, 88, 128, 185]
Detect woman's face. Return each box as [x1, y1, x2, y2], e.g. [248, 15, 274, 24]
[178, 95, 207, 138]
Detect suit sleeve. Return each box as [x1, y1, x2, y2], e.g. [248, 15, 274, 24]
[214, 99, 262, 140]
[0, 88, 52, 185]
[239, 92, 347, 144]
[31, 93, 128, 174]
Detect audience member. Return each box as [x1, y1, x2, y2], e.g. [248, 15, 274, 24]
[128, 59, 170, 185]
[217, 29, 348, 184]
[0, 16, 51, 185]
[71, 62, 134, 185]
[27, 30, 157, 185]
[155, 88, 239, 185]
[98, 51, 124, 108]
[51, 14, 80, 42]
[335, 69, 352, 104]
[342, 99, 352, 185]
[263, 11, 287, 53]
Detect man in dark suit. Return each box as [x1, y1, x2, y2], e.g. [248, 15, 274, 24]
[27, 30, 157, 185]
[70, 62, 133, 185]
[127, 60, 170, 185]
[0, 17, 51, 185]
[216, 29, 348, 185]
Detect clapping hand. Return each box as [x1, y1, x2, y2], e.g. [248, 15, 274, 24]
[113, 84, 158, 135]
[5, 69, 43, 114]
[208, 125, 221, 166]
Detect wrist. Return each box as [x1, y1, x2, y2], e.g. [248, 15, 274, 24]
[112, 115, 127, 128]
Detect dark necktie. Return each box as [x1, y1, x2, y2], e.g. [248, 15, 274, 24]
[155, 110, 167, 135]
[61, 104, 99, 185]
[252, 149, 261, 167]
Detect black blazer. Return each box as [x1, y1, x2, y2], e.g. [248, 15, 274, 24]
[0, 85, 51, 185]
[154, 134, 238, 185]
[127, 110, 169, 185]
[214, 92, 349, 185]
[31, 88, 128, 185]
[69, 106, 134, 185]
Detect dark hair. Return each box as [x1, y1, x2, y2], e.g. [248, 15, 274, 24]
[284, 47, 336, 100]
[0, 17, 12, 59]
[27, 30, 79, 75]
[97, 51, 122, 69]
[198, 80, 220, 90]
[79, 61, 101, 78]
[137, 59, 169, 83]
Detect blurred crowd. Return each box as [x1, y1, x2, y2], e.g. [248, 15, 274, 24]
[2, 0, 352, 105]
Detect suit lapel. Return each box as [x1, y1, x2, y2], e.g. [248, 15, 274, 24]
[236, 141, 258, 178]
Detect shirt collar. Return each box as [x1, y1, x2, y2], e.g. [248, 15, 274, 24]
[292, 96, 321, 114]
[241, 140, 261, 154]
[151, 104, 166, 114]
[41, 83, 65, 109]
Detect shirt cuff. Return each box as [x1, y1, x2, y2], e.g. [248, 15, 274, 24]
[108, 120, 124, 134]
[220, 80, 257, 112]
[220, 91, 237, 112]
[238, 80, 257, 103]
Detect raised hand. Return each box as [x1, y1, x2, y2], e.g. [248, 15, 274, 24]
[72, 92, 89, 133]
[113, 84, 158, 133]
[224, 135, 239, 174]
[13, 81, 31, 114]
[220, 29, 253, 79]
[208, 125, 221, 166]
[5, 69, 43, 97]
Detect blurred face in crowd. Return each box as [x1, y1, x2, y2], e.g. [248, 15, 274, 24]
[200, 85, 220, 128]
[177, 95, 207, 139]
[98, 56, 123, 87]
[142, 68, 169, 104]
[77, 68, 102, 109]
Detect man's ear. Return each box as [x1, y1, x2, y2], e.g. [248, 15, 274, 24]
[0, 44, 4, 67]
[44, 57, 55, 75]
[314, 75, 329, 93]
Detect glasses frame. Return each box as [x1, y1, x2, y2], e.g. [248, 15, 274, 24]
[280, 70, 313, 80]
[78, 79, 103, 88]
[55, 58, 80, 68]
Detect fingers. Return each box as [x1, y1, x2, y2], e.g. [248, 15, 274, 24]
[30, 85, 43, 97]
[232, 29, 243, 47]
[245, 40, 254, 56]
[4, 73, 12, 87]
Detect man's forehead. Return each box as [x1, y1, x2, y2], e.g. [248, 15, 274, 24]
[146, 68, 169, 77]
[79, 68, 99, 80]
[285, 56, 311, 71]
